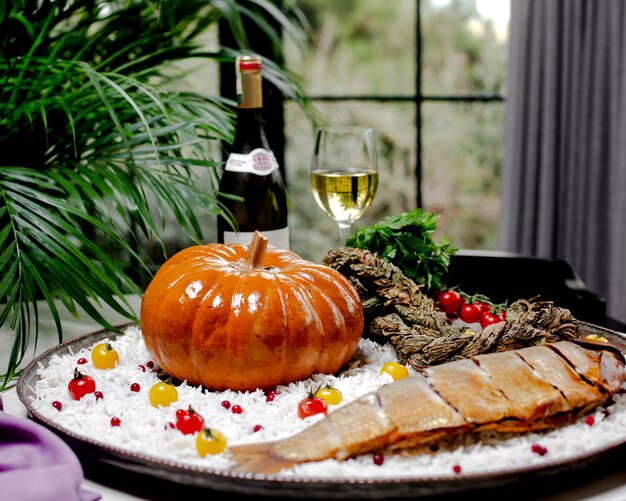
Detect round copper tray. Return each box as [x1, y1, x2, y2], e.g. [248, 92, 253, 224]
[16, 321, 626, 498]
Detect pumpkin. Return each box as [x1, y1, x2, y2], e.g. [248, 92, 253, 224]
[140, 232, 364, 391]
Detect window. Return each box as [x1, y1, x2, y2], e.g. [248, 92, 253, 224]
[283, 0, 509, 262]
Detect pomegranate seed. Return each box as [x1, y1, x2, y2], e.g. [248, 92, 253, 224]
[373, 453, 384, 466]
[111, 417, 121, 427]
[138, 365, 146, 372]
[221, 400, 231, 410]
[130, 383, 140, 392]
[146, 361, 155, 369]
[232, 404, 243, 414]
[531, 444, 548, 456]
[77, 358, 88, 365]
[452, 464, 462, 474]
[266, 390, 278, 402]
[94, 391, 104, 400]
[585, 415, 595, 426]
[52, 401, 63, 411]
[253, 424, 263, 432]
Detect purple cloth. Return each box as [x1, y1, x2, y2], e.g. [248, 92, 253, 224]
[0, 394, 100, 501]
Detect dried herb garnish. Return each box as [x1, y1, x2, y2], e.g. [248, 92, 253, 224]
[346, 209, 457, 291]
[322, 248, 580, 368]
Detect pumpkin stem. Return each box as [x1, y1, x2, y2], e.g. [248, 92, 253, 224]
[245, 231, 269, 268]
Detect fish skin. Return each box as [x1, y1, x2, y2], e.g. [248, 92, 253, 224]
[548, 341, 625, 393]
[516, 345, 604, 411]
[471, 350, 568, 421]
[228, 342, 626, 474]
[423, 358, 510, 424]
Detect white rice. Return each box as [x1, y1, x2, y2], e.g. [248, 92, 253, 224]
[29, 326, 626, 479]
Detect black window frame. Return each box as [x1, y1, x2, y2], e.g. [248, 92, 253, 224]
[219, 0, 506, 209]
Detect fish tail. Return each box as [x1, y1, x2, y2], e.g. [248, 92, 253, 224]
[228, 441, 295, 474]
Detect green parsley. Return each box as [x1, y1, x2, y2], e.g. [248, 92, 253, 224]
[346, 209, 457, 290]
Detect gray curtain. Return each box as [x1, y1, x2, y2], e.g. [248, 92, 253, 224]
[500, 0, 626, 323]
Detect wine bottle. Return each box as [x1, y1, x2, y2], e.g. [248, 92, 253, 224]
[217, 55, 289, 248]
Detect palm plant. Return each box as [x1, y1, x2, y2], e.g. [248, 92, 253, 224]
[0, 0, 313, 388]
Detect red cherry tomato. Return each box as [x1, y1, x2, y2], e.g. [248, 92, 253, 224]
[474, 301, 491, 314]
[459, 304, 482, 323]
[480, 311, 504, 328]
[175, 407, 205, 435]
[67, 369, 96, 400]
[438, 291, 464, 313]
[297, 397, 328, 419]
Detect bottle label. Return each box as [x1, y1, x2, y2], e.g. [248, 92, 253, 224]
[223, 227, 290, 249]
[225, 148, 279, 176]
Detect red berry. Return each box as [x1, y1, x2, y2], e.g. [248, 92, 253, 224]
[221, 400, 231, 410]
[77, 358, 88, 365]
[146, 361, 155, 369]
[253, 424, 263, 432]
[165, 422, 175, 430]
[452, 464, 462, 474]
[94, 391, 104, 400]
[130, 383, 141, 392]
[232, 404, 243, 414]
[52, 401, 63, 411]
[531, 444, 548, 456]
[585, 415, 595, 426]
[373, 453, 384, 465]
[111, 417, 121, 427]
[138, 365, 146, 372]
[266, 389, 278, 402]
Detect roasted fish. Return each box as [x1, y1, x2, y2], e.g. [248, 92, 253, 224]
[228, 341, 625, 474]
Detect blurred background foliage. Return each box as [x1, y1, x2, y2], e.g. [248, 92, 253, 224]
[281, 0, 509, 262]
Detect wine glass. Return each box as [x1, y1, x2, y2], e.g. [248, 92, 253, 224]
[311, 126, 379, 247]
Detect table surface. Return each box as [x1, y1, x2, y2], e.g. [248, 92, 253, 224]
[4, 295, 626, 501]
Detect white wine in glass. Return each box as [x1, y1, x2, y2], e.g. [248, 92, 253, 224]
[311, 126, 379, 246]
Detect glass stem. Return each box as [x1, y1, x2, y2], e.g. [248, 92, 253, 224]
[338, 222, 352, 247]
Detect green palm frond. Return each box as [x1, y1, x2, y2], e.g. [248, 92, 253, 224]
[0, 0, 314, 388]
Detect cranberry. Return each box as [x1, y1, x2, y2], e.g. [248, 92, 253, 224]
[94, 391, 104, 400]
[138, 365, 146, 372]
[531, 444, 548, 456]
[221, 400, 231, 410]
[266, 389, 278, 402]
[146, 361, 155, 369]
[452, 464, 462, 474]
[165, 422, 175, 430]
[253, 424, 263, 432]
[130, 383, 141, 392]
[585, 415, 595, 426]
[77, 358, 88, 365]
[231, 404, 243, 414]
[52, 401, 63, 411]
[373, 453, 384, 465]
[111, 417, 121, 427]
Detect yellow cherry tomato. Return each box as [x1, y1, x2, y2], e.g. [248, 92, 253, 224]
[314, 385, 343, 406]
[380, 362, 409, 381]
[91, 343, 119, 369]
[196, 428, 228, 457]
[149, 382, 178, 408]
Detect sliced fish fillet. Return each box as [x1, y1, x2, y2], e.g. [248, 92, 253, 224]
[472, 349, 568, 424]
[229, 341, 626, 474]
[516, 345, 604, 410]
[423, 358, 510, 424]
